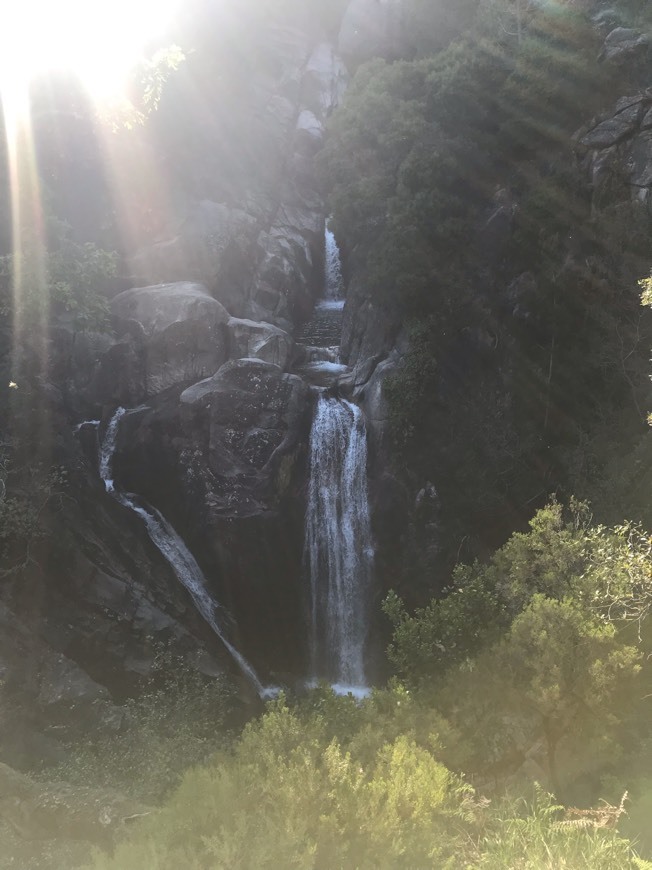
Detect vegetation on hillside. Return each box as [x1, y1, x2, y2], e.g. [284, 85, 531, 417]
[0, 214, 117, 581]
[3, 2, 652, 867]
[319, 0, 652, 571]
[74, 501, 652, 868]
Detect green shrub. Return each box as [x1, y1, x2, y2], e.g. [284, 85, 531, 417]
[56, 658, 237, 804]
[0, 219, 116, 333]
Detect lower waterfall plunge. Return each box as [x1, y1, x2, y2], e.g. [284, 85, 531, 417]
[305, 395, 374, 695]
[92, 408, 272, 699]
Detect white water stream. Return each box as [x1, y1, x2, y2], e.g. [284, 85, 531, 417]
[86, 409, 272, 698]
[305, 395, 374, 693]
[302, 224, 375, 697]
[325, 224, 343, 300]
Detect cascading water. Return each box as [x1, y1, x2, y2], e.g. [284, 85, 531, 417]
[89, 408, 272, 698]
[300, 222, 375, 696]
[305, 398, 374, 696]
[324, 223, 343, 300]
[98, 407, 125, 492]
[299, 223, 345, 352]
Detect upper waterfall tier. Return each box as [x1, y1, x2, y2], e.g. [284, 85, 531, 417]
[297, 224, 348, 389]
[299, 299, 345, 349]
[299, 223, 346, 350]
[325, 225, 344, 300]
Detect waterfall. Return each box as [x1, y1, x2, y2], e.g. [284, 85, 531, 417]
[98, 407, 125, 492]
[324, 223, 343, 300]
[305, 396, 374, 693]
[299, 223, 345, 355]
[94, 408, 272, 699]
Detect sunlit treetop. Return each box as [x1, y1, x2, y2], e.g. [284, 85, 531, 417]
[0, 0, 180, 100]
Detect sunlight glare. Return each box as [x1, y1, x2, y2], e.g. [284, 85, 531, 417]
[0, 0, 179, 97]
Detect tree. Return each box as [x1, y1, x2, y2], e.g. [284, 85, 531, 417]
[497, 595, 641, 797]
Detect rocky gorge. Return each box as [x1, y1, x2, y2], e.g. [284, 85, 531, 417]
[2, 0, 652, 858]
[0, 0, 393, 748]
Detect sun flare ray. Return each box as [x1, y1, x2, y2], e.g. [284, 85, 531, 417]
[0, 0, 182, 378]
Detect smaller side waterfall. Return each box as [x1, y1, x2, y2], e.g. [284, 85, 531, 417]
[305, 396, 374, 692]
[99, 407, 126, 492]
[94, 408, 271, 698]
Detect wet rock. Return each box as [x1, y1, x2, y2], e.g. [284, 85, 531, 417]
[599, 27, 650, 65]
[580, 100, 644, 148]
[118, 358, 311, 676]
[180, 358, 307, 478]
[295, 109, 324, 154]
[110, 282, 230, 396]
[302, 42, 348, 117]
[227, 318, 294, 370]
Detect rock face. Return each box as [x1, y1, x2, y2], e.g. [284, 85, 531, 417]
[341, 278, 398, 373]
[579, 96, 648, 149]
[577, 91, 652, 218]
[111, 358, 312, 675]
[59, 15, 351, 683]
[599, 27, 650, 66]
[127, 26, 348, 331]
[0, 395, 236, 776]
[178, 358, 307, 493]
[227, 318, 294, 370]
[110, 282, 229, 337]
[0, 3, 352, 767]
[18, 1, 652, 736]
[109, 282, 230, 398]
[0, 602, 117, 759]
[85, 15, 351, 677]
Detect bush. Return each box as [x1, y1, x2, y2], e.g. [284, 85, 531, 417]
[55, 657, 237, 804]
[0, 218, 116, 333]
[87, 697, 648, 869]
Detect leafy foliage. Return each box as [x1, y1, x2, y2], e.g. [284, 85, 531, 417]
[98, 46, 186, 130]
[0, 462, 68, 569]
[471, 787, 642, 870]
[321, 0, 650, 572]
[55, 657, 237, 804]
[87, 697, 646, 870]
[87, 700, 468, 870]
[4, 3, 652, 868]
[383, 502, 652, 796]
[75, 501, 652, 867]
[0, 218, 116, 332]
